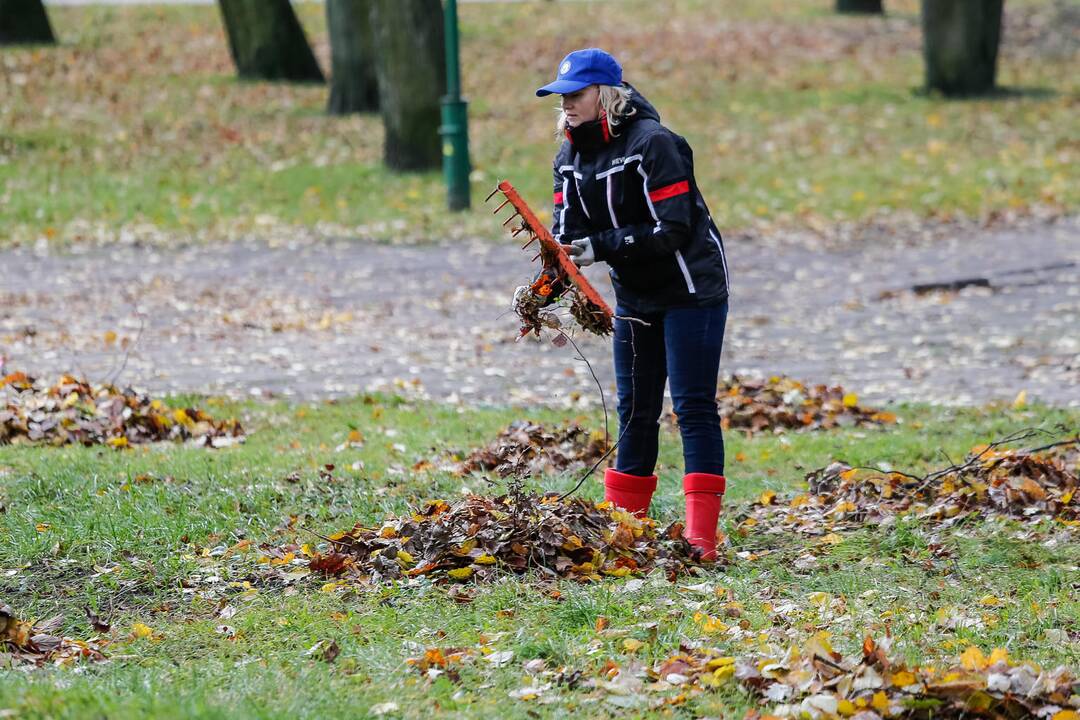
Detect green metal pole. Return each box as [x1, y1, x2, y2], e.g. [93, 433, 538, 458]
[440, 0, 471, 211]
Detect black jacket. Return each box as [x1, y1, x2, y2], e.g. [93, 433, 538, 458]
[551, 85, 729, 315]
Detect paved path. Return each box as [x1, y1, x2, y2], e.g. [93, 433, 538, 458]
[2, 218, 1078, 408]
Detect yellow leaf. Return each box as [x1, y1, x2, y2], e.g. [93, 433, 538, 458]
[891, 670, 916, 687]
[837, 698, 856, 716]
[132, 623, 153, 639]
[979, 595, 1002, 607]
[960, 646, 988, 671]
[966, 691, 994, 712]
[790, 493, 810, 508]
[347, 429, 364, 443]
[456, 538, 477, 554]
[702, 663, 735, 686]
[396, 550, 415, 566]
[1052, 711, 1079, 720]
[320, 582, 340, 593]
[103, 330, 117, 345]
[447, 567, 473, 580]
[758, 490, 776, 506]
[871, 691, 889, 712]
[701, 616, 729, 634]
[705, 656, 735, 670]
[842, 393, 859, 408]
[988, 647, 1009, 666]
[106, 436, 129, 448]
[807, 591, 830, 607]
[173, 409, 191, 425]
[474, 554, 496, 565]
[1013, 390, 1027, 408]
[622, 638, 644, 653]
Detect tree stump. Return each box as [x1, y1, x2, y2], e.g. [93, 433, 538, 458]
[326, 0, 378, 114]
[922, 0, 1004, 96]
[837, 0, 883, 14]
[218, 0, 324, 83]
[370, 0, 445, 170]
[0, 0, 55, 45]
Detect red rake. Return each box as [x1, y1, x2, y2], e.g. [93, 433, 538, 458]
[488, 181, 613, 337]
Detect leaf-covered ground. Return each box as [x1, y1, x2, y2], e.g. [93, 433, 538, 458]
[1, 395, 1077, 718]
[1, 0, 1077, 246]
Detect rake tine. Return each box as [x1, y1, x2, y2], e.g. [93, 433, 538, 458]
[511, 224, 529, 237]
[531, 252, 542, 262]
[521, 235, 538, 249]
[485, 186, 502, 203]
[492, 199, 511, 215]
[501, 211, 521, 227]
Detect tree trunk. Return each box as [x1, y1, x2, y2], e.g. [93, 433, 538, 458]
[0, 0, 55, 45]
[217, 0, 324, 83]
[837, 0, 883, 14]
[326, 0, 378, 114]
[922, 0, 1004, 96]
[370, 0, 445, 171]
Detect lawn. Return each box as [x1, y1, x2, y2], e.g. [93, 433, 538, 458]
[1, 395, 1077, 718]
[2, 1, 1079, 717]
[1, 0, 1077, 246]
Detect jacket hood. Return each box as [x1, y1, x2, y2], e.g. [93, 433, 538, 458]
[622, 83, 660, 125]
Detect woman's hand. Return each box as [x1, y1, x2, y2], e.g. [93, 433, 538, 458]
[562, 238, 595, 267]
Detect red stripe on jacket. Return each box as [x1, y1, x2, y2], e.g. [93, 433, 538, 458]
[648, 180, 690, 203]
[553, 191, 564, 205]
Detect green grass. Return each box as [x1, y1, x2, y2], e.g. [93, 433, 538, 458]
[1, 0, 1077, 246]
[1, 396, 1077, 718]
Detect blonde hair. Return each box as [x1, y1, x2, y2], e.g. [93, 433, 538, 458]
[556, 84, 636, 137]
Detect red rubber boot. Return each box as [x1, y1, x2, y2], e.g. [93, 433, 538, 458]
[683, 473, 726, 561]
[603, 468, 658, 518]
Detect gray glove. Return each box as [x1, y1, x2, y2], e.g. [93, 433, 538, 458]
[563, 237, 595, 267]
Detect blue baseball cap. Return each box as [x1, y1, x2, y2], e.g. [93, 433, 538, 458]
[535, 48, 622, 97]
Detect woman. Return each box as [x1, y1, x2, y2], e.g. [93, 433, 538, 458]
[534, 48, 731, 560]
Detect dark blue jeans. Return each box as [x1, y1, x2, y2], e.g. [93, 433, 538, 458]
[613, 300, 728, 478]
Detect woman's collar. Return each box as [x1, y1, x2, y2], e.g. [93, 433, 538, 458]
[566, 112, 612, 151]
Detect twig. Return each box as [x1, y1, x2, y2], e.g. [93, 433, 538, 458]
[1011, 435, 1078, 456]
[558, 330, 609, 451]
[299, 525, 349, 550]
[846, 466, 924, 483]
[559, 317, 641, 501]
[914, 428, 1057, 493]
[103, 308, 147, 388]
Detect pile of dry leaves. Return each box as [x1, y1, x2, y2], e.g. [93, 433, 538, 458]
[454, 421, 608, 477]
[306, 493, 701, 585]
[675, 376, 898, 435]
[738, 434, 1079, 536]
[648, 633, 1078, 719]
[1, 603, 108, 669]
[0, 371, 244, 447]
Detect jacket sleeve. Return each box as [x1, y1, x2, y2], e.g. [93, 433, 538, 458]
[590, 132, 693, 263]
[550, 160, 590, 244]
